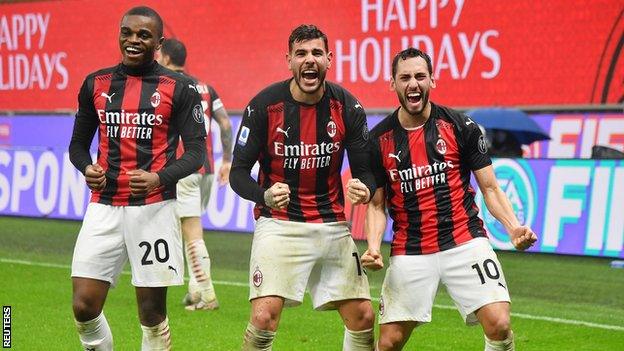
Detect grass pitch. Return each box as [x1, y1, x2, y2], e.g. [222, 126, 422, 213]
[0, 216, 622, 350]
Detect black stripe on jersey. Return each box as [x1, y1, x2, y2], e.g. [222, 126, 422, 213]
[394, 126, 423, 255]
[424, 117, 456, 251]
[163, 78, 180, 200]
[99, 72, 126, 205]
[315, 97, 338, 223]
[258, 107, 275, 219]
[460, 159, 487, 239]
[284, 103, 305, 222]
[130, 76, 160, 206]
[258, 156, 273, 218]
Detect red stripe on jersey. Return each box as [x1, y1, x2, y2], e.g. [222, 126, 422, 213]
[328, 98, 346, 221]
[266, 102, 288, 220]
[298, 105, 323, 222]
[114, 76, 142, 205]
[146, 76, 176, 204]
[438, 120, 473, 246]
[409, 129, 440, 254]
[92, 74, 113, 204]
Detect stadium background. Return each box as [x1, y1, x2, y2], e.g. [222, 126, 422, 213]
[0, 0, 623, 349]
[1, 0, 622, 257]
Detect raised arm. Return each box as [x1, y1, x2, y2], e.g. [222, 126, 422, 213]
[474, 165, 537, 250]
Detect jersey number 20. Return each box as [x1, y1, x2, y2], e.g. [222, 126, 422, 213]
[139, 239, 170, 265]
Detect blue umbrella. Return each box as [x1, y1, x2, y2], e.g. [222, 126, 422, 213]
[466, 108, 550, 145]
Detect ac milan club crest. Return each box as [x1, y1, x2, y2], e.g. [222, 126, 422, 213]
[150, 91, 161, 108]
[327, 120, 337, 137]
[252, 267, 263, 287]
[436, 138, 447, 155]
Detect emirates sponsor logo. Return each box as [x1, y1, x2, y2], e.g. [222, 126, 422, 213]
[97, 109, 163, 126]
[97, 109, 163, 140]
[275, 141, 341, 170]
[388, 160, 454, 193]
[274, 141, 340, 157]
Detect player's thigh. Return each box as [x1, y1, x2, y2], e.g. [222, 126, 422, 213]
[176, 173, 202, 218]
[125, 200, 184, 287]
[249, 218, 318, 306]
[440, 238, 510, 325]
[199, 174, 214, 211]
[379, 255, 439, 325]
[309, 224, 370, 310]
[72, 203, 127, 287]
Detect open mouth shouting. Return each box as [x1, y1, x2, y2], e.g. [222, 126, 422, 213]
[301, 69, 319, 86]
[406, 91, 422, 105]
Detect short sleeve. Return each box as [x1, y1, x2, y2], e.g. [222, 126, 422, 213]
[208, 86, 224, 112]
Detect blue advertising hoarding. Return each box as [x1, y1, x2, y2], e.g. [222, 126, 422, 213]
[0, 115, 622, 258]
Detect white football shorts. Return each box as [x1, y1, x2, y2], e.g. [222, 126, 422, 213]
[71, 200, 184, 287]
[176, 173, 214, 218]
[379, 237, 510, 325]
[249, 217, 371, 310]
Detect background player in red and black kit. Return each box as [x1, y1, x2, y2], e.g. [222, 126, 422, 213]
[158, 38, 233, 311]
[230, 25, 376, 350]
[68, 7, 205, 350]
[362, 48, 537, 351]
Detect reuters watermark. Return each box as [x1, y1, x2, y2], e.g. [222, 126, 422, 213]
[2, 306, 10, 348]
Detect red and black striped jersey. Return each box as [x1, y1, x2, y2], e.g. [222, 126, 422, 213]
[232, 79, 371, 223]
[370, 103, 491, 255]
[70, 61, 206, 206]
[176, 77, 224, 174]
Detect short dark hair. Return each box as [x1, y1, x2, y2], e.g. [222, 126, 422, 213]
[161, 38, 187, 66]
[392, 48, 433, 78]
[288, 24, 328, 52]
[123, 6, 163, 38]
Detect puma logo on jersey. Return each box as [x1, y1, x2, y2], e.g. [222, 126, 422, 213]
[188, 84, 198, 92]
[388, 151, 401, 162]
[100, 92, 115, 103]
[168, 265, 178, 275]
[354, 102, 362, 109]
[246, 105, 254, 116]
[465, 118, 474, 125]
[276, 126, 290, 138]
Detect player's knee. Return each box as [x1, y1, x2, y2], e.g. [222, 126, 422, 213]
[377, 329, 408, 351]
[483, 315, 511, 340]
[350, 302, 376, 330]
[359, 305, 376, 329]
[251, 309, 279, 331]
[72, 296, 101, 322]
[137, 300, 166, 326]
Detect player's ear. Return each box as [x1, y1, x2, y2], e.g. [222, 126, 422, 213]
[326, 51, 333, 70]
[390, 76, 396, 92]
[286, 52, 293, 71]
[430, 74, 436, 88]
[156, 36, 164, 51]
